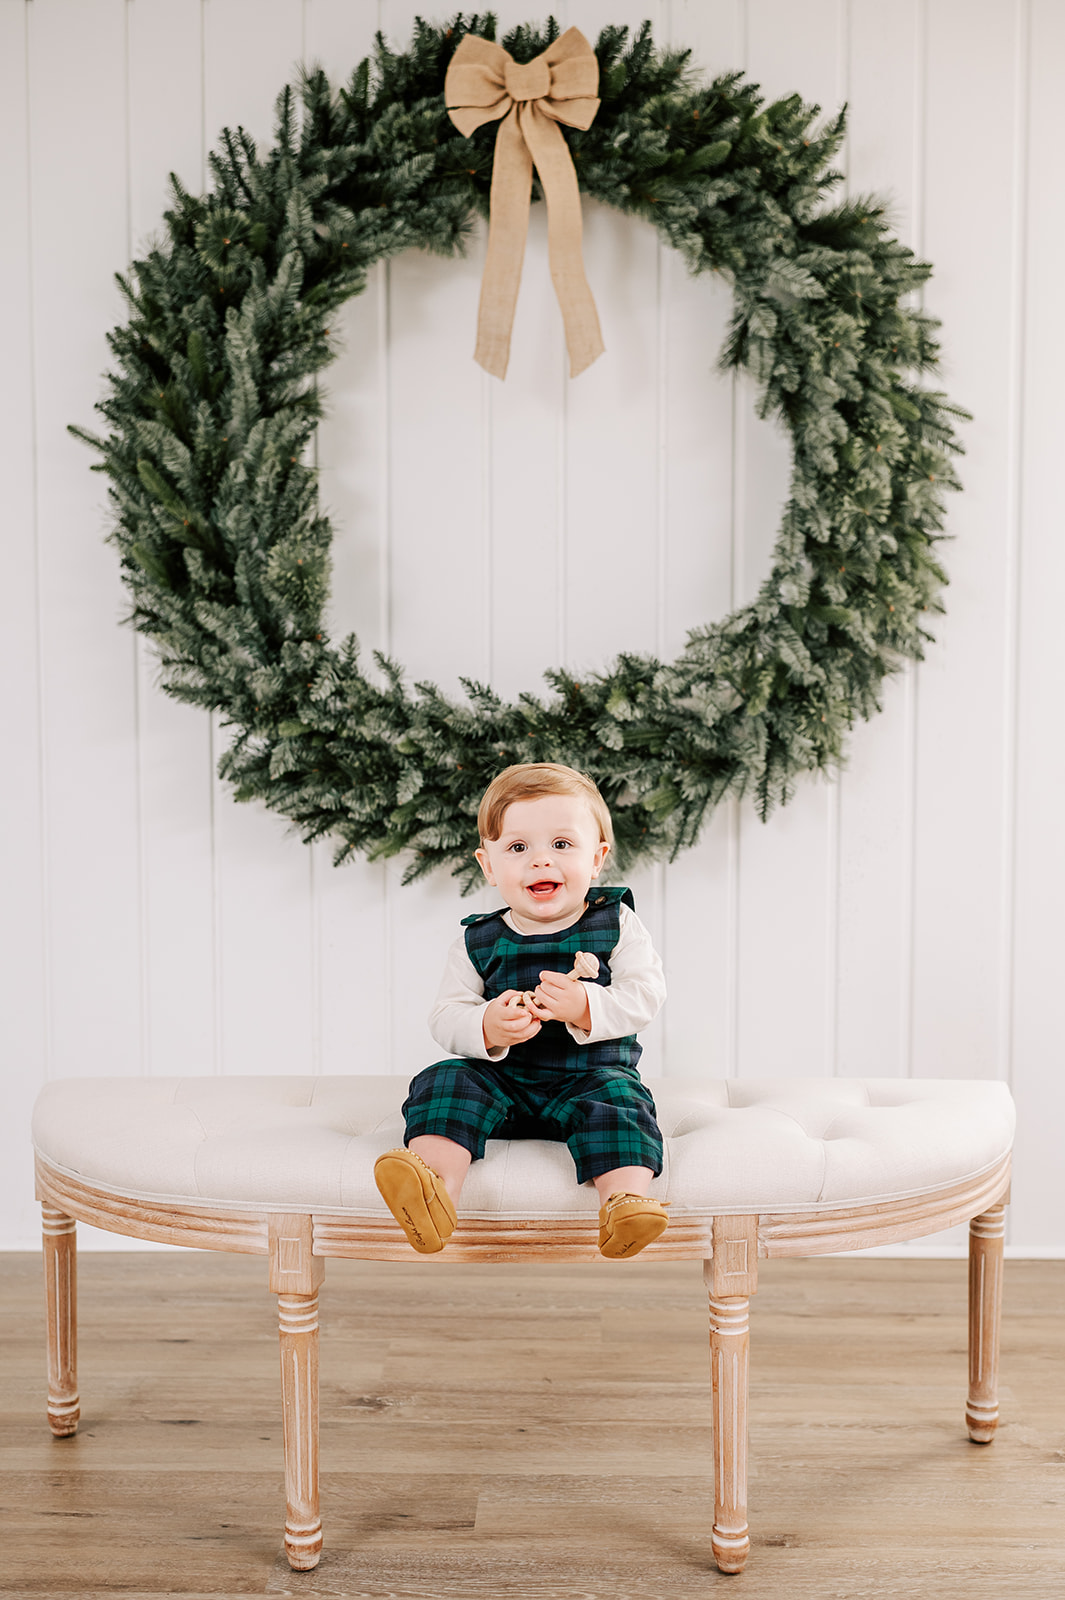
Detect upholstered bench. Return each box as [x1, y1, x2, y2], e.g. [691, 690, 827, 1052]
[33, 1074, 1014, 1575]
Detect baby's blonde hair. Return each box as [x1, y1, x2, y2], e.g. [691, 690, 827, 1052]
[477, 763, 614, 849]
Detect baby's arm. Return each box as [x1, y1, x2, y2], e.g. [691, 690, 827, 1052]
[530, 906, 665, 1043]
[428, 934, 542, 1060]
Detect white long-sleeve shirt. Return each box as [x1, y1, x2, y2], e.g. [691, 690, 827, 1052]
[428, 903, 666, 1063]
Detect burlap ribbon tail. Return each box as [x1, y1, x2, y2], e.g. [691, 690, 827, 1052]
[444, 28, 605, 380]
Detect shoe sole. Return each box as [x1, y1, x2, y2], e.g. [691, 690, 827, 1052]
[599, 1208, 669, 1259]
[375, 1153, 451, 1254]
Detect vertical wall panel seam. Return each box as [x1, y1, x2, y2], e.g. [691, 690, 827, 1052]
[824, 0, 850, 1079]
[309, 844, 323, 1075]
[200, 0, 208, 190]
[379, 112, 394, 1060]
[825, 778, 841, 1075]
[125, 0, 151, 1076]
[725, 798, 740, 1081]
[556, 327, 567, 669]
[652, 0, 666, 668]
[837, 0, 850, 190]
[381, 3, 396, 1075]
[558, 0, 572, 669]
[380, 260, 393, 657]
[654, 218, 668, 1064]
[557, 0, 572, 665]
[899, 663, 917, 1079]
[303, 5, 323, 1077]
[380, 253, 394, 1056]
[655, 0, 666, 660]
[902, 0, 929, 1081]
[379, 0, 393, 1066]
[299, 3, 322, 1077]
[202, 0, 223, 1075]
[481, 368, 493, 685]
[727, 372, 742, 1080]
[655, 254, 667, 667]
[725, 0, 749, 1082]
[25, 0, 53, 1084]
[209, 663, 224, 1062]
[998, 0, 1031, 1150]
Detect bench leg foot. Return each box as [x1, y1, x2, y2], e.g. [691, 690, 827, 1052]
[707, 1292, 751, 1574]
[278, 1292, 322, 1569]
[43, 1207, 79, 1437]
[967, 1203, 1005, 1443]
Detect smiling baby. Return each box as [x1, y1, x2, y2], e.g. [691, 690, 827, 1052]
[373, 762, 669, 1258]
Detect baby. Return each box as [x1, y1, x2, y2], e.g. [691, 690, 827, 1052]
[374, 762, 669, 1259]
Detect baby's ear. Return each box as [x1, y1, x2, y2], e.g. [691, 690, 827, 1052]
[474, 845, 494, 883]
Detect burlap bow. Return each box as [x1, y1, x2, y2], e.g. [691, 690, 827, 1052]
[445, 28, 604, 380]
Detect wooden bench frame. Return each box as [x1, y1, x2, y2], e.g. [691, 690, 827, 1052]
[36, 1148, 1010, 1575]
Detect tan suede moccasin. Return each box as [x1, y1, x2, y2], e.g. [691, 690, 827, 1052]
[374, 1148, 458, 1254]
[598, 1192, 670, 1259]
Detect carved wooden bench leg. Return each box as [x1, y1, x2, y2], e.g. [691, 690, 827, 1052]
[42, 1206, 79, 1437]
[967, 1202, 1005, 1443]
[270, 1214, 325, 1570]
[705, 1215, 759, 1575]
[278, 1290, 323, 1569]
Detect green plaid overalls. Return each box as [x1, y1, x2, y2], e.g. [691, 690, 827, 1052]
[402, 887, 663, 1183]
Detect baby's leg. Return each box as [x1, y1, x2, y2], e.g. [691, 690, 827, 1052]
[591, 1165, 654, 1206]
[402, 1058, 512, 1195]
[550, 1067, 664, 1197]
[408, 1135, 472, 1204]
[376, 1060, 513, 1252]
[549, 1069, 668, 1258]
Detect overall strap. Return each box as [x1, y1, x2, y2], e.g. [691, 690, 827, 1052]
[583, 886, 635, 914]
[459, 886, 634, 929]
[461, 888, 634, 987]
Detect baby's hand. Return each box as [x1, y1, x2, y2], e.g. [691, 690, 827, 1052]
[527, 969, 592, 1030]
[482, 990, 542, 1052]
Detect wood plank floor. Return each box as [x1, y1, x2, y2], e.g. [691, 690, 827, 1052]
[2, 1251, 1063, 1599]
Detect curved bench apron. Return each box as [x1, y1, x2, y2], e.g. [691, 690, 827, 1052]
[33, 1074, 1015, 1574]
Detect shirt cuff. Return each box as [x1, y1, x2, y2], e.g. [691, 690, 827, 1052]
[476, 1009, 509, 1061]
[440, 1003, 508, 1062]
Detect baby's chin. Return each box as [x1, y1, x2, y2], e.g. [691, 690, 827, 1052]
[510, 883, 590, 926]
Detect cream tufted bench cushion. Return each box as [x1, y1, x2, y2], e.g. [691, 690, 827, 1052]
[33, 1074, 1014, 1574]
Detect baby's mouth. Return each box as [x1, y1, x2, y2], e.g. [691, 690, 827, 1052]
[526, 880, 561, 899]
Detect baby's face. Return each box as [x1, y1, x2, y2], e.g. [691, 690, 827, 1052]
[475, 794, 609, 935]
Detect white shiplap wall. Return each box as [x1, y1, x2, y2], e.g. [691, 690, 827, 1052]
[2, 0, 1061, 1252]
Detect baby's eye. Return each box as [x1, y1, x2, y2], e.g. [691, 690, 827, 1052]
[553, 839, 571, 850]
[507, 841, 527, 854]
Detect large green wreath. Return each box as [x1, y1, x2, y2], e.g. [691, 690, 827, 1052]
[74, 14, 964, 889]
